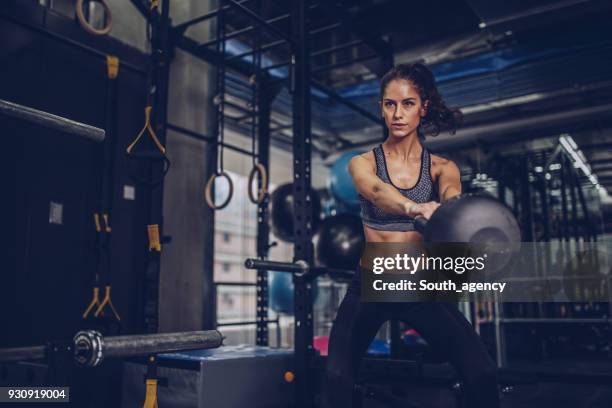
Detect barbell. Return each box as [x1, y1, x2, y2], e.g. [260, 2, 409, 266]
[0, 329, 223, 368]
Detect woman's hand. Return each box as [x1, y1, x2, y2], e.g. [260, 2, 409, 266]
[406, 201, 440, 220]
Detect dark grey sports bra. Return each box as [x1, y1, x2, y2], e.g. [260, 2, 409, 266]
[358, 145, 438, 231]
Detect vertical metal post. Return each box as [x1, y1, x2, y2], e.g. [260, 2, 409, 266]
[144, 0, 172, 334]
[493, 298, 506, 367]
[573, 171, 592, 242]
[568, 158, 579, 246]
[560, 156, 570, 257]
[519, 157, 535, 242]
[538, 177, 551, 242]
[201, 1, 220, 331]
[291, 0, 314, 406]
[256, 76, 272, 346]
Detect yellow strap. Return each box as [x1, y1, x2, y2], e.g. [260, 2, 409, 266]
[94, 213, 101, 233]
[147, 224, 161, 252]
[82, 287, 102, 319]
[94, 285, 121, 320]
[126, 106, 166, 155]
[103, 214, 112, 233]
[143, 378, 158, 408]
[106, 55, 119, 79]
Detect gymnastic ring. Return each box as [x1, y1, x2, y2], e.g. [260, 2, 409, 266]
[247, 163, 268, 204]
[76, 0, 113, 36]
[205, 172, 234, 210]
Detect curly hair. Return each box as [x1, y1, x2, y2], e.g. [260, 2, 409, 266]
[380, 63, 463, 137]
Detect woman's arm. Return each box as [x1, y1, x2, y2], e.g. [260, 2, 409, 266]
[438, 160, 462, 201]
[349, 155, 416, 216]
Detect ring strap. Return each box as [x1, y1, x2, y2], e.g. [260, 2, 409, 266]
[248, 163, 268, 204]
[205, 172, 234, 210]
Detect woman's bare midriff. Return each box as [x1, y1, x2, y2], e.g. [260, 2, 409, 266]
[363, 224, 423, 243]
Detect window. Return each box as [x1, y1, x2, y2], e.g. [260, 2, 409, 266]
[222, 262, 231, 273]
[223, 232, 231, 242]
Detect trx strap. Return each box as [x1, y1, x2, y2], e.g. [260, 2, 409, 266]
[125, 106, 170, 186]
[142, 354, 159, 408]
[82, 286, 102, 319]
[143, 379, 158, 408]
[126, 106, 166, 155]
[82, 54, 121, 331]
[94, 285, 120, 319]
[138, 0, 170, 334]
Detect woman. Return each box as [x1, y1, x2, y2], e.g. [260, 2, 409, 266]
[323, 63, 499, 407]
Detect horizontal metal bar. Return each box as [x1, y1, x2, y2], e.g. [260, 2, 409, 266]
[0, 345, 46, 363]
[271, 123, 292, 131]
[197, 3, 320, 50]
[244, 258, 355, 280]
[0, 99, 105, 142]
[215, 281, 257, 287]
[262, 60, 290, 71]
[0, 330, 224, 365]
[217, 318, 279, 327]
[173, 0, 254, 33]
[311, 53, 380, 74]
[310, 22, 342, 36]
[227, 39, 286, 61]
[229, 38, 363, 65]
[311, 80, 382, 125]
[198, 13, 291, 49]
[499, 318, 612, 324]
[167, 123, 256, 157]
[311, 40, 363, 58]
[266, 52, 382, 95]
[225, 0, 292, 43]
[245, 258, 306, 273]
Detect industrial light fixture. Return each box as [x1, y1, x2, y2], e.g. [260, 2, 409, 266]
[558, 134, 606, 194]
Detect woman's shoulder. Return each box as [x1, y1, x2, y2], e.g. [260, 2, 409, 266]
[430, 152, 455, 167]
[348, 150, 376, 172]
[429, 153, 460, 176]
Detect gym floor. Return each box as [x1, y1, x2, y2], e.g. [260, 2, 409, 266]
[2, 0, 612, 407]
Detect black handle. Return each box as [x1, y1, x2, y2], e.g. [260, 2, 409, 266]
[414, 216, 428, 234]
[125, 150, 171, 187]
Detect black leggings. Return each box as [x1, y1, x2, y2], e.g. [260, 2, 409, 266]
[324, 275, 500, 408]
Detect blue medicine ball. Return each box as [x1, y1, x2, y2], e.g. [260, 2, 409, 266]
[329, 151, 363, 211]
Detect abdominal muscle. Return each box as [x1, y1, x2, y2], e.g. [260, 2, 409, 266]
[363, 224, 423, 243]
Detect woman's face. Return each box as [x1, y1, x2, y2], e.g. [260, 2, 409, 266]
[380, 79, 426, 139]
